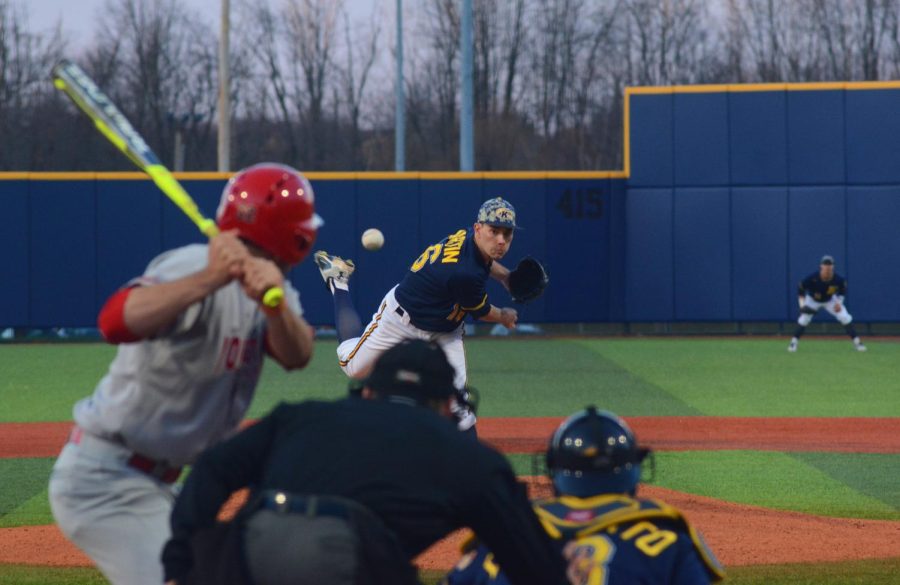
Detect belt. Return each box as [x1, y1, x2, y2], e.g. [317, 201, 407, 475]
[257, 492, 352, 521]
[69, 426, 183, 484]
[395, 306, 405, 317]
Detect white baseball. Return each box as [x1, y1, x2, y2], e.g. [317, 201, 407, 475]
[361, 228, 384, 251]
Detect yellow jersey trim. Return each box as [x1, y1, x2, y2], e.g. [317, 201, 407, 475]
[338, 301, 387, 367]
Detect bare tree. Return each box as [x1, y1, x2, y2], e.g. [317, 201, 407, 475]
[336, 5, 380, 169]
[80, 0, 218, 169]
[0, 1, 66, 169]
[284, 0, 342, 168]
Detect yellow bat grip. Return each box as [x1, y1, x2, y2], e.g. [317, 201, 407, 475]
[262, 288, 285, 308]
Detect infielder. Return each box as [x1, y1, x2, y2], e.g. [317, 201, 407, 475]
[788, 255, 866, 352]
[48, 163, 320, 585]
[444, 407, 726, 585]
[314, 197, 521, 430]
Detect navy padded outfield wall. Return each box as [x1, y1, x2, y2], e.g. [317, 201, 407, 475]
[1, 174, 624, 327]
[5, 82, 900, 327]
[625, 83, 900, 322]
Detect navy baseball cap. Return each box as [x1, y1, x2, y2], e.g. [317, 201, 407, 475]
[477, 197, 520, 229]
[367, 340, 456, 401]
[820, 255, 834, 265]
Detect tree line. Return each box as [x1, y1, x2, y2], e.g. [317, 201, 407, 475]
[3, 0, 900, 172]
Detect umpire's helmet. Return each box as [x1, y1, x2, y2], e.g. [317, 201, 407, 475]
[216, 163, 323, 266]
[546, 406, 650, 497]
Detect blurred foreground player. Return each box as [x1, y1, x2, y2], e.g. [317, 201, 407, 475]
[49, 163, 319, 585]
[162, 340, 569, 585]
[444, 407, 725, 585]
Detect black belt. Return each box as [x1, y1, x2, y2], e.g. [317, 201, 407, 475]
[395, 306, 405, 317]
[257, 493, 352, 521]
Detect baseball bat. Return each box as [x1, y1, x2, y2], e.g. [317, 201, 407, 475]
[51, 59, 283, 308]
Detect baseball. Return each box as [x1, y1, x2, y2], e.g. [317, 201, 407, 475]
[362, 228, 384, 251]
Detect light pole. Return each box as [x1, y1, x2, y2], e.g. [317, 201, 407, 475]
[218, 0, 231, 172]
[395, 0, 405, 171]
[460, 0, 474, 171]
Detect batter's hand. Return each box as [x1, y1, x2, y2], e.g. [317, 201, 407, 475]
[500, 307, 518, 330]
[240, 257, 285, 305]
[206, 230, 250, 288]
[833, 302, 842, 313]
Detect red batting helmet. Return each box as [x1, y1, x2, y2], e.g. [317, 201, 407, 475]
[216, 163, 323, 265]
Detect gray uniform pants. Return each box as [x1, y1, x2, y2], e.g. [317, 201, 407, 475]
[49, 437, 177, 585]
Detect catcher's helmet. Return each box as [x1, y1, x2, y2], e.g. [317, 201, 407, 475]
[216, 163, 323, 265]
[546, 406, 650, 497]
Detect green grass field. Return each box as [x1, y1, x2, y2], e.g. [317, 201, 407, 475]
[1, 337, 898, 584]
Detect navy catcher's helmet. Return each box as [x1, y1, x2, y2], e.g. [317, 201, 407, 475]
[546, 406, 650, 497]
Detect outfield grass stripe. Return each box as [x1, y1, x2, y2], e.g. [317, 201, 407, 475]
[466, 338, 702, 416]
[507, 451, 900, 520]
[651, 451, 899, 520]
[0, 459, 53, 527]
[4, 339, 900, 421]
[793, 453, 900, 511]
[578, 338, 900, 417]
[0, 492, 55, 529]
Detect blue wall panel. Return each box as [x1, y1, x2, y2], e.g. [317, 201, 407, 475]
[162, 179, 223, 250]
[729, 91, 788, 185]
[607, 181, 628, 321]
[30, 181, 97, 327]
[845, 89, 900, 184]
[674, 93, 729, 186]
[625, 189, 673, 321]
[787, 90, 845, 185]
[731, 188, 788, 320]
[419, 180, 483, 248]
[0, 181, 29, 326]
[486, 180, 548, 321]
[293, 180, 357, 326]
[96, 181, 164, 302]
[353, 181, 421, 323]
[788, 187, 846, 322]
[847, 186, 900, 321]
[673, 189, 731, 319]
[545, 180, 609, 322]
[629, 93, 673, 187]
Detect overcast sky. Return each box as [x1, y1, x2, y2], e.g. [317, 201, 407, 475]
[28, 0, 392, 53]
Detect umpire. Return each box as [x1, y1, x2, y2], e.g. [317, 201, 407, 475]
[161, 339, 569, 585]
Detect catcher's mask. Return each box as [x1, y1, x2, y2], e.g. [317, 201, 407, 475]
[545, 406, 651, 497]
[216, 163, 323, 266]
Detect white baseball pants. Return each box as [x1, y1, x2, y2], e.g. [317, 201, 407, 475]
[337, 286, 475, 429]
[798, 295, 853, 326]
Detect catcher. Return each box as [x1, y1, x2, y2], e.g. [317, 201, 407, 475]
[314, 197, 548, 432]
[443, 407, 726, 585]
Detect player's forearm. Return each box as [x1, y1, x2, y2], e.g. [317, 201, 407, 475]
[478, 305, 518, 329]
[478, 305, 504, 323]
[124, 271, 221, 337]
[264, 307, 314, 369]
[490, 261, 511, 290]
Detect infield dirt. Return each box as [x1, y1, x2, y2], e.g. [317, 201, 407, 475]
[1, 416, 898, 570]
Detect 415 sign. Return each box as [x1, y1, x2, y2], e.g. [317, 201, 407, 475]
[556, 188, 603, 219]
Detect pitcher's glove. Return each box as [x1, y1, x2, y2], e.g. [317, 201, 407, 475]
[508, 257, 549, 303]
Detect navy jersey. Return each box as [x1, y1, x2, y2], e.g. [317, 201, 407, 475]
[444, 494, 725, 585]
[798, 272, 847, 302]
[395, 229, 492, 333]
